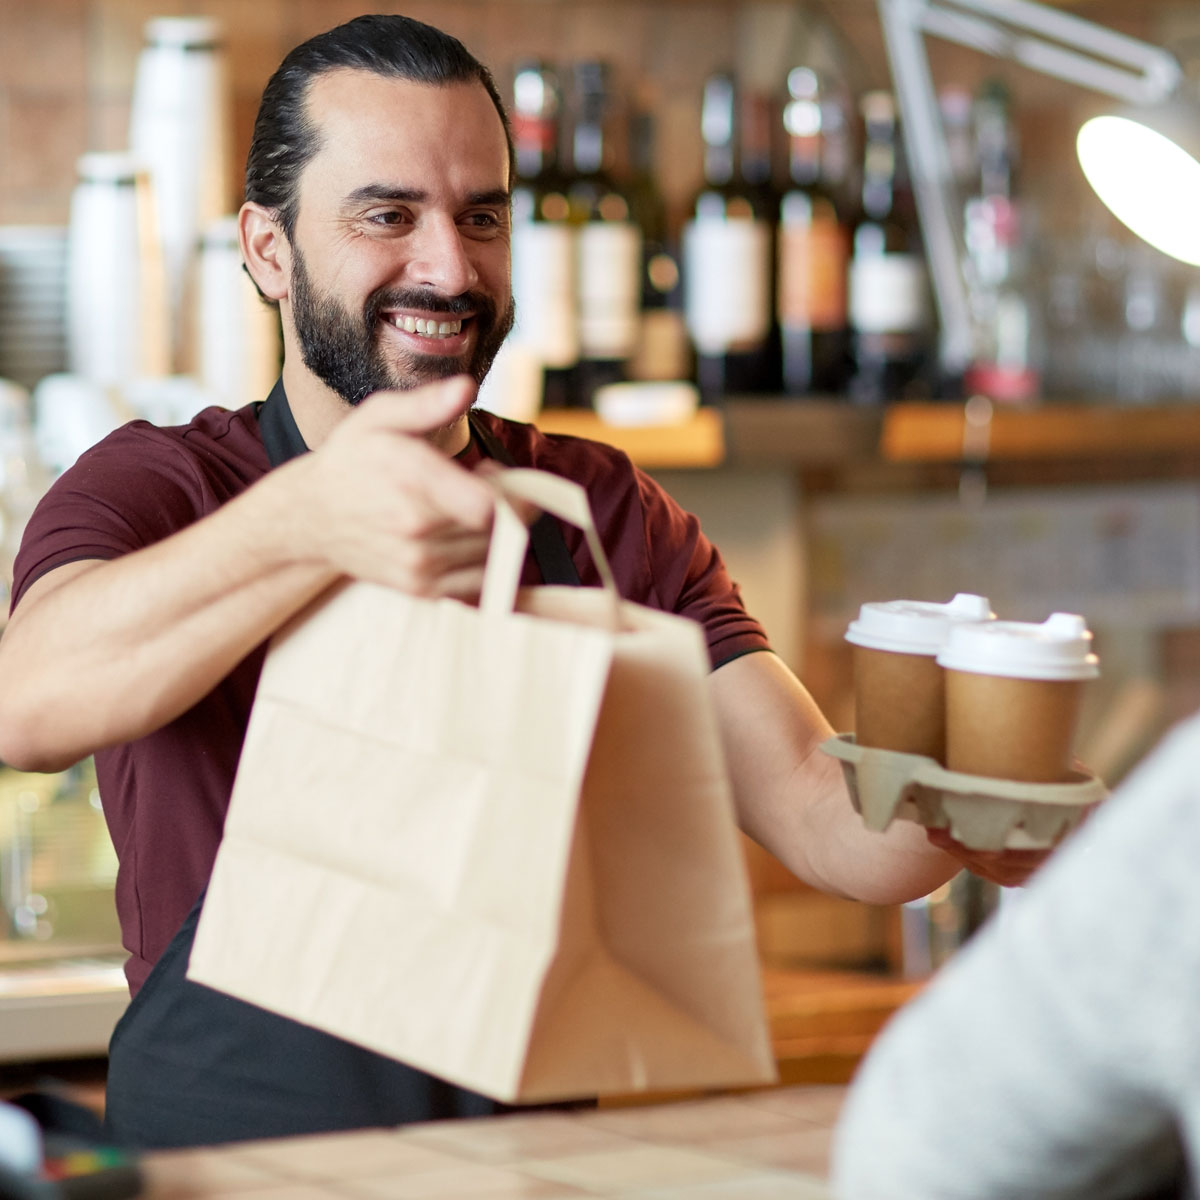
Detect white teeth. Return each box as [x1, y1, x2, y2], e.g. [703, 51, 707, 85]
[389, 315, 462, 338]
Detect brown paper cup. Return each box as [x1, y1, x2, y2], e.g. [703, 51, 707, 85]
[944, 669, 1086, 783]
[853, 645, 946, 761]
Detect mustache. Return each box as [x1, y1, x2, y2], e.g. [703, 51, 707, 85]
[365, 288, 494, 323]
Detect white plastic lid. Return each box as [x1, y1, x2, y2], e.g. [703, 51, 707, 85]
[143, 16, 223, 48]
[937, 612, 1100, 681]
[845, 593, 994, 655]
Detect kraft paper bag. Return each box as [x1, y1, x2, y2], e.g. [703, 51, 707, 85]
[189, 468, 776, 1103]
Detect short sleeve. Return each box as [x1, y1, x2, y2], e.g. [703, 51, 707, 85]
[12, 419, 236, 611]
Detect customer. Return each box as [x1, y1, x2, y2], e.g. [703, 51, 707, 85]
[832, 712, 1200, 1200]
[0, 14, 1042, 1148]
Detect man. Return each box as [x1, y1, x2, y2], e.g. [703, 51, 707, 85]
[0, 14, 1035, 1148]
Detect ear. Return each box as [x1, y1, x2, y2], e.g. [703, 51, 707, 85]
[239, 202, 290, 301]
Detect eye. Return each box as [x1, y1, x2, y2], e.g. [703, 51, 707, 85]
[462, 209, 507, 234]
[366, 209, 409, 227]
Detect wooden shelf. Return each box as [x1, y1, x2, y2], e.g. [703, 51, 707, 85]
[535, 398, 1200, 472]
[534, 406, 725, 469]
[882, 401, 1200, 463]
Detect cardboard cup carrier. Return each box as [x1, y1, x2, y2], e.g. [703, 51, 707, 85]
[937, 612, 1099, 783]
[844, 593, 994, 762]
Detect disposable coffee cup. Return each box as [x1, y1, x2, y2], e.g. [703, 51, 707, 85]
[845, 593, 994, 761]
[937, 612, 1100, 783]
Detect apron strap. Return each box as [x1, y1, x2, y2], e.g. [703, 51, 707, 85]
[467, 410, 581, 588]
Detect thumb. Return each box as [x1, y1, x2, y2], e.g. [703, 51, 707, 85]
[358, 375, 477, 436]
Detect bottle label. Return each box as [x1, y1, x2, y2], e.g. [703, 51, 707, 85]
[778, 218, 848, 331]
[511, 221, 579, 368]
[848, 253, 930, 334]
[683, 216, 771, 354]
[576, 220, 642, 359]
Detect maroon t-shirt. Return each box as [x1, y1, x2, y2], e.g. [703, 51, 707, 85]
[12, 403, 769, 995]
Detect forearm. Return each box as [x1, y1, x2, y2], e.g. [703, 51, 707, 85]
[0, 459, 338, 770]
[712, 651, 957, 903]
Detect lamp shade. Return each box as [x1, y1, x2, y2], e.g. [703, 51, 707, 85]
[1076, 99, 1200, 266]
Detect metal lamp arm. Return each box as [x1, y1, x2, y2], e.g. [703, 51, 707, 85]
[877, 0, 1184, 377]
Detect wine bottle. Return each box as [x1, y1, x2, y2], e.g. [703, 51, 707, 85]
[565, 60, 643, 406]
[963, 79, 1043, 404]
[847, 90, 933, 404]
[625, 105, 689, 382]
[682, 72, 775, 401]
[777, 66, 851, 396]
[509, 61, 577, 410]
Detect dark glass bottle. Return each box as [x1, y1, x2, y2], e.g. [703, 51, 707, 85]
[847, 90, 933, 404]
[625, 105, 689, 382]
[682, 73, 776, 401]
[962, 78, 1043, 404]
[565, 60, 643, 406]
[739, 87, 784, 394]
[776, 66, 851, 396]
[509, 61, 578, 410]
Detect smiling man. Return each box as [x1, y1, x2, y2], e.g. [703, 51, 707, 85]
[0, 14, 1038, 1151]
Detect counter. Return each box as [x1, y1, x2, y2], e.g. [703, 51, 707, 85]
[139, 1084, 846, 1197]
[0, 942, 127, 1063]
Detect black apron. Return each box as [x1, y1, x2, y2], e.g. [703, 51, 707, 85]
[104, 383, 580, 1149]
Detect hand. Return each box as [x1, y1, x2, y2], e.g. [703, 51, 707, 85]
[926, 772, 1103, 887]
[289, 376, 499, 600]
[924, 827, 1051, 887]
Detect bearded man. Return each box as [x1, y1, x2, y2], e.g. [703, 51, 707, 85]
[0, 13, 1035, 1150]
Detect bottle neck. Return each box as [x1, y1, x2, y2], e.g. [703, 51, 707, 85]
[513, 114, 559, 179]
[573, 119, 605, 176]
[788, 135, 821, 188]
[703, 143, 735, 188]
[861, 137, 896, 220]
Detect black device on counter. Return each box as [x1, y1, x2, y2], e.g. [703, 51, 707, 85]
[0, 1095, 142, 1200]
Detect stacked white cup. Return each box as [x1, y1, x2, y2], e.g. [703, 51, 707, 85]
[65, 152, 169, 386]
[129, 15, 233, 373]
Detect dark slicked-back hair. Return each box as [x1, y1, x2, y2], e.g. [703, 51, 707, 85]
[244, 14, 513, 236]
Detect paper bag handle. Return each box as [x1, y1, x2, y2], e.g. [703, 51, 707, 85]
[481, 468, 619, 618]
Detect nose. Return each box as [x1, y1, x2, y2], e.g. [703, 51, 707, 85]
[406, 214, 479, 296]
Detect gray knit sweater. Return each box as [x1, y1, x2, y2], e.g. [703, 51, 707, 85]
[832, 712, 1200, 1200]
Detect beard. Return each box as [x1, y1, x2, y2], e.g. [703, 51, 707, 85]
[289, 245, 514, 407]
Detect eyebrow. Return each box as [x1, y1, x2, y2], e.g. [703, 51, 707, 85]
[344, 184, 512, 207]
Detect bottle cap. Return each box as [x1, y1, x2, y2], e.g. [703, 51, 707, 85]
[845, 593, 994, 656]
[937, 612, 1100, 681]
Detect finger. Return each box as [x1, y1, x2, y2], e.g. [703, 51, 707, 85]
[397, 452, 497, 532]
[474, 462, 542, 527]
[358, 375, 477, 437]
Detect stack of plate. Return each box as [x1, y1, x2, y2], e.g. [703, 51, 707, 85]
[0, 227, 68, 391]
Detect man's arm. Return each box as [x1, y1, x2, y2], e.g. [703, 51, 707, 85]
[710, 650, 958, 903]
[0, 379, 496, 772]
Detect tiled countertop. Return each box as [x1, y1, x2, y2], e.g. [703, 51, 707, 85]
[141, 1086, 846, 1198]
